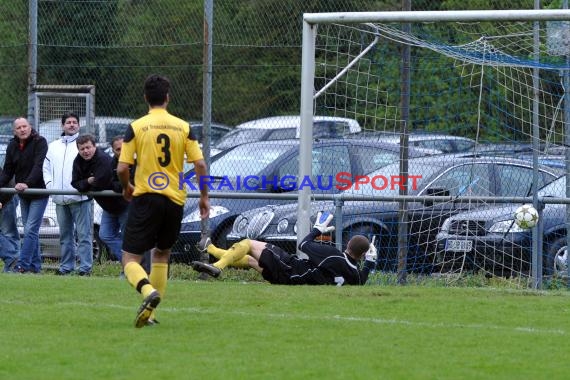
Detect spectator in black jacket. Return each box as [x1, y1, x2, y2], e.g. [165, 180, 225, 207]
[0, 117, 48, 273]
[71, 134, 130, 265]
[191, 212, 377, 285]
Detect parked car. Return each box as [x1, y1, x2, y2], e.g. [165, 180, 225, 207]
[515, 154, 565, 170]
[465, 143, 566, 170]
[16, 199, 110, 264]
[434, 175, 568, 277]
[0, 117, 16, 143]
[189, 120, 232, 147]
[472, 142, 565, 156]
[227, 155, 561, 273]
[350, 131, 476, 153]
[171, 138, 436, 263]
[211, 115, 362, 155]
[16, 201, 59, 261]
[38, 116, 134, 147]
[0, 146, 6, 165]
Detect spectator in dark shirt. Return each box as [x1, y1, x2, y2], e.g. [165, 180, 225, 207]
[0, 117, 48, 273]
[71, 134, 130, 265]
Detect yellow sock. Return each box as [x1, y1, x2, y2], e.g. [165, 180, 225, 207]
[233, 255, 250, 269]
[207, 243, 249, 268]
[206, 243, 249, 268]
[124, 262, 155, 298]
[149, 263, 168, 320]
[213, 239, 251, 269]
[207, 244, 227, 259]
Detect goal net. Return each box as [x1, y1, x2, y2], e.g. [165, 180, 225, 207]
[299, 10, 570, 287]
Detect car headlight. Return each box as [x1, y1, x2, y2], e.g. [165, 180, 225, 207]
[489, 220, 526, 233]
[276, 218, 289, 233]
[233, 215, 249, 235]
[440, 218, 451, 233]
[182, 205, 230, 223]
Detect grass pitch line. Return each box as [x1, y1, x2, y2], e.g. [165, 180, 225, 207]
[22, 300, 566, 336]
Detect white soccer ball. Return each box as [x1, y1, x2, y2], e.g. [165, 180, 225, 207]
[514, 204, 539, 229]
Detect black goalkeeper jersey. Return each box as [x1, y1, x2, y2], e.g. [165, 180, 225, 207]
[298, 228, 374, 286]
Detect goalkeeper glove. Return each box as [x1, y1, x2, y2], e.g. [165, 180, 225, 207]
[313, 211, 335, 234]
[365, 239, 377, 262]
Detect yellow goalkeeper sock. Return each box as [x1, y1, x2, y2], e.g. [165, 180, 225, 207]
[149, 262, 168, 320]
[233, 255, 250, 269]
[207, 244, 227, 259]
[206, 244, 249, 268]
[124, 261, 155, 298]
[213, 239, 251, 269]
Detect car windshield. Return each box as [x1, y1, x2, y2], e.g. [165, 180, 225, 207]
[0, 120, 13, 135]
[0, 120, 13, 143]
[215, 129, 265, 149]
[210, 143, 292, 178]
[103, 123, 129, 144]
[537, 175, 565, 197]
[344, 161, 442, 197]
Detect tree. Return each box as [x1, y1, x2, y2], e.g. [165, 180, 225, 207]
[0, 0, 28, 115]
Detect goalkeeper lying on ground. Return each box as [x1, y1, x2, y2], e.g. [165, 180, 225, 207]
[191, 212, 377, 285]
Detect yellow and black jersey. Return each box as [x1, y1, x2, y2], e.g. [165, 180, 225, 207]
[119, 108, 203, 205]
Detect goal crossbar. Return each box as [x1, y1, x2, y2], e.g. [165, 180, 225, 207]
[303, 9, 570, 25]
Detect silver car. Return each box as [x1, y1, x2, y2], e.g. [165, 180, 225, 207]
[38, 116, 133, 148]
[16, 200, 109, 263]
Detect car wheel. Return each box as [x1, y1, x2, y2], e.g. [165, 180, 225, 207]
[545, 236, 568, 278]
[92, 225, 110, 264]
[342, 224, 374, 247]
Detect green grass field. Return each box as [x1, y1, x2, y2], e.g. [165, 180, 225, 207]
[2, 272, 569, 380]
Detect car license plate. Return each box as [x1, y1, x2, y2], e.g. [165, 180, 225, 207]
[445, 240, 473, 252]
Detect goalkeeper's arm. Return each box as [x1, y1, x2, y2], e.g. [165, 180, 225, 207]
[298, 211, 336, 252]
[358, 239, 377, 283]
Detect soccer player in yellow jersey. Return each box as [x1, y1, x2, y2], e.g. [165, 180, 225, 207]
[117, 74, 209, 328]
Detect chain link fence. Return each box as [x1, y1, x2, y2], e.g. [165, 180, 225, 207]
[1, 1, 568, 286]
[0, 0, 546, 126]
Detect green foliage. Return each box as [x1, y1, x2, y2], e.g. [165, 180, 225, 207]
[545, 0, 565, 9]
[0, 0, 28, 115]
[441, 0, 537, 10]
[0, 0, 568, 134]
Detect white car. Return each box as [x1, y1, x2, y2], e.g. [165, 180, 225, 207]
[348, 132, 476, 154]
[16, 200, 111, 263]
[212, 115, 362, 155]
[37, 116, 134, 148]
[189, 121, 232, 147]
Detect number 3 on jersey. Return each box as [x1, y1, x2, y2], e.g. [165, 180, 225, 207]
[156, 133, 171, 167]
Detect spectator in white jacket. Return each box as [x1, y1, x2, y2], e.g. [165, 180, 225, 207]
[42, 112, 93, 275]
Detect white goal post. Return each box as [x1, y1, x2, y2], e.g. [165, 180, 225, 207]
[297, 10, 570, 287]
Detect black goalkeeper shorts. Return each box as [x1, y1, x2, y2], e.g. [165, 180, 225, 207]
[258, 244, 317, 285]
